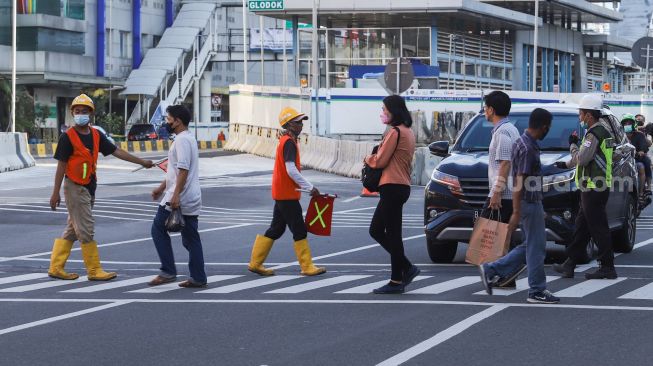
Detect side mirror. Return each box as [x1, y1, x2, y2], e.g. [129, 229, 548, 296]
[429, 141, 450, 157]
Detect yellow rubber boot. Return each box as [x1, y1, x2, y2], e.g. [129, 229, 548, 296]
[47, 238, 79, 280]
[293, 239, 326, 276]
[81, 241, 117, 281]
[248, 235, 275, 276]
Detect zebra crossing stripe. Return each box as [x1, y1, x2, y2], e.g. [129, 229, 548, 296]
[618, 282, 653, 300]
[197, 275, 301, 294]
[129, 275, 244, 294]
[407, 276, 479, 295]
[335, 276, 432, 294]
[474, 276, 560, 296]
[62, 276, 155, 293]
[265, 275, 372, 294]
[0, 273, 48, 285]
[554, 278, 626, 298]
[0, 278, 82, 293]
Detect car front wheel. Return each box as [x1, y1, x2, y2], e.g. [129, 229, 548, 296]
[613, 195, 636, 253]
[426, 238, 458, 263]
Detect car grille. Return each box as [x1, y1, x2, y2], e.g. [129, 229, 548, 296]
[457, 178, 489, 209]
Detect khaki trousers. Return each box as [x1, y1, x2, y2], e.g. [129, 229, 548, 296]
[61, 178, 95, 243]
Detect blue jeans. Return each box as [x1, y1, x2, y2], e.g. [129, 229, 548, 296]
[486, 200, 546, 295]
[151, 205, 207, 283]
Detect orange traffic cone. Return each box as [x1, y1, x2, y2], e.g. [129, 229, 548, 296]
[360, 187, 379, 197]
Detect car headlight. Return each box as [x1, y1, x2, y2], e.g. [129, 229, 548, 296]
[431, 169, 462, 194]
[542, 169, 575, 187]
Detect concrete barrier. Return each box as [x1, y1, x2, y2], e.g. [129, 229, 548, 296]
[0, 132, 36, 173]
[28, 139, 222, 158]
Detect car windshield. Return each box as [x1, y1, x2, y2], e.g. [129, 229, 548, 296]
[454, 112, 583, 152]
[130, 125, 154, 134]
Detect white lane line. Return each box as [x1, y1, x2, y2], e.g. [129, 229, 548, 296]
[0, 223, 253, 263]
[554, 278, 627, 298]
[343, 196, 362, 203]
[619, 282, 653, 300]
[474, 276, 560, 296]
[267, 234, 426, 271]
[197, 275, 300, 294]
[0, 301, 131, 336]
[0, 273, 49, 285]
[0, 278, 86, 293]
[334, 206, 377, 214]
[62, 276, 155, 293]
[336, 276, 432, 294]
[376, 305, 508, 366]
[407, 276, 479, 295]
[4, 298, 653, 311]
[265, 275, 373, 294]
[129, 275, 243, 294]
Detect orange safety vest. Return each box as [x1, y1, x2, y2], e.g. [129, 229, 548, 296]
[272, 134, 301, 200]
[65, 128, 100, 185]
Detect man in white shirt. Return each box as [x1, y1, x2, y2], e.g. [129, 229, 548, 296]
[148, 105, 207, 288]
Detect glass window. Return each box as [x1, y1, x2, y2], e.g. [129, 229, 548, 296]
[120, 31, 131, 58]
[455, 113, 582, 152]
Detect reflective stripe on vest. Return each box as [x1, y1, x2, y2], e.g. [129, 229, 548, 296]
[575, 124, 614, 189]
[271, 134, 301, 201]
[65, 128, 100, 186]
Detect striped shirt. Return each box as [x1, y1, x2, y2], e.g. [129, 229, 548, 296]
[488, 118, 520, 200]
[512, 131, 543, 202]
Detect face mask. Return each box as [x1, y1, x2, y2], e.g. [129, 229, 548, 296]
[624, 125, 634, 133]
[380, 111, 391, 125]
[73, 114, 90, 126]
[580, 121, 588, 130]
[164, 121, 175, 134]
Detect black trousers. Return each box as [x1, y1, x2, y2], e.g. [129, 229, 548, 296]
[369, 184, 412, 282]
[566, 190, 614, 267]
[265, 200, 307, 242]
[480, 198, 513, 224]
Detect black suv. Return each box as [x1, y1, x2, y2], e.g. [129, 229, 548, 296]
[424, 104, 638, 263]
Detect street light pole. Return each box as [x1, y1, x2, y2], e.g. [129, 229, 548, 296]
[242, 0, 248, 84]
[11, 0, 17, 132]
[532, 0, 539, 92]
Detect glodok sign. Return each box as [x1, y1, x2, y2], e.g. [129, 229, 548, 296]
[248, 0, 284, 10]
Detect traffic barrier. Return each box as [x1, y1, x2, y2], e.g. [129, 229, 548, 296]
[0, 132, 35, 173]
[411, 147, 425, 185]
[28, 139, 219, 158]
[420, 147, 442, 185]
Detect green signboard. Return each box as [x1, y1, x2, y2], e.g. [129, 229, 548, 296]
[248, 0, 284, 11]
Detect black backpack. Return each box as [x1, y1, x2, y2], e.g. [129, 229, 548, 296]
[361, 127, 400, 192]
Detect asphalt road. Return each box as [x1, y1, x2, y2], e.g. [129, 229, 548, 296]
[1, 151, 653, 366]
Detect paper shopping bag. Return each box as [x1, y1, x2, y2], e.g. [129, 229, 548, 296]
[465, 216, 510, 265]
[304, 195, 335, 236]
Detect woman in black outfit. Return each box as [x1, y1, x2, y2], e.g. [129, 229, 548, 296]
[364, 95, 418, 294]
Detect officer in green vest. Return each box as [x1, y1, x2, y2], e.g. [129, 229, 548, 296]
[553, 94, 617, 280]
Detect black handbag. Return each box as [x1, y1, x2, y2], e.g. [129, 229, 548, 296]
[361, 127, 400, 192]
[165, 206, 185, 232]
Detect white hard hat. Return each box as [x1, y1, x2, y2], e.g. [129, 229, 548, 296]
[578, 94, 603, 111]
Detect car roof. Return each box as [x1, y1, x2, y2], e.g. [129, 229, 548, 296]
[508, 103, 614, 116]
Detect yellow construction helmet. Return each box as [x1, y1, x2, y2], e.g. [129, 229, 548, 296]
[71, 94, 95, 112]
[278, 107, 307, 127]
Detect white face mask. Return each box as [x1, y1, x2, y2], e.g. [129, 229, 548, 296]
[73, 114, 90, 126]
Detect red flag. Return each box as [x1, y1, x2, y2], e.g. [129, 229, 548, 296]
[304, 195, 336, 236]
[157, 159, 168, 173]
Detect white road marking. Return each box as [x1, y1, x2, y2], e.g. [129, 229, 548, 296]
[129, 275, 243, 294]
[197, 275, 300, 294]
[0, 273, 49, 285]
[554, 278, 627, 298]
[0, 278, 86, 292]
[407, 276, 479, 295]
[334, 206, 377, 214]
[342, 196, 362, 203]
[62, 276, 155, 293]
[0, 301, 131, 336]
[474, 276, 560, 296]
[335, 276, 432, 294]
[265, 275, 373, 294]
[619, 282, 653, 300]
[376, 305, 508, 366]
